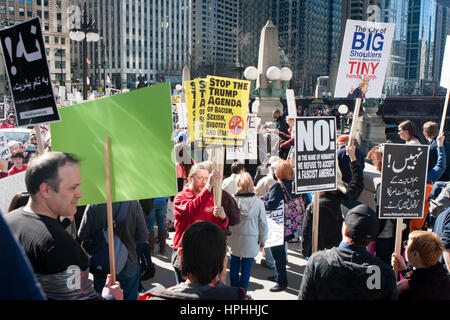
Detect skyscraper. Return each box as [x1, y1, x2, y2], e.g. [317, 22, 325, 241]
[380, 0, 408, 96]
[405, 0, 437, 95]
[70, 0, 191, 90]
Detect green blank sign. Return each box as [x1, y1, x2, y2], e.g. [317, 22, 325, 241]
[51, 83, 177, 205]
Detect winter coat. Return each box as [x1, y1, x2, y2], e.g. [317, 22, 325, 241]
[140, 281, 248, 300]
[298, 242, 397, 300]
[301, 160, 364, 257]
[397, 263, 450, 300]
[229, 194, 268, 258]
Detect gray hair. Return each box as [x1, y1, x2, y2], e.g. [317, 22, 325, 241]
[188, 162, 210, 180]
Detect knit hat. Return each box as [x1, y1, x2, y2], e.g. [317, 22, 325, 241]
[337, 135, 349, 144]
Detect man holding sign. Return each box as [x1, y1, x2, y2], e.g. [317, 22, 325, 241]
[5, 152, 123, 300]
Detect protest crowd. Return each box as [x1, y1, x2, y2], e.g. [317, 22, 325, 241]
[1, 102, 450, 301]
[0, 17, 449, 303]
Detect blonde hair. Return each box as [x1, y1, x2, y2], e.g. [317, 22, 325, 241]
[408, 231, 444, 267]
[235, 172, 254, 194]
[273, 159, 294, 181]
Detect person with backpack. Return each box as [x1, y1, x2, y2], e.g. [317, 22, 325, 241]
[78, 200, 149, 300]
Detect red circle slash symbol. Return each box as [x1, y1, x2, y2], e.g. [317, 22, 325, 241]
[229, 116, 244, 135]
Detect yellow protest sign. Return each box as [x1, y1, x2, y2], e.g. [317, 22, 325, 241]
[171, 95, 181, 104]
[194, 78, 207, 142]
[202, 76, 250, 146]
[184, 80, 196, 138]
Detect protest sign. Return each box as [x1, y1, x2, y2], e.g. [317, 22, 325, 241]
[202, 76, 250, 146]
[176, 102, 188, 129]
[226, 113, 260, 162]
[295, 116, 337, 193]
[193, 78, 207, 143]
[440, 35, 450, 133]
[184, 80, 196, 138]
[0, 132, 11, 160]
[264, 202, 285, 248]
[286, 89, 297, 118]
[0, 18, 60, 126]
[335, 19, 395, 99]
[0, 171, 26, 215]
[51, 83, 177, 206]
[379, 144, 429, 219]
[441, 35, 450, 89]
[171, 95, 181, 104]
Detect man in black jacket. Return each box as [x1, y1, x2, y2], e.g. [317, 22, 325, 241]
[298, 204, 397, 300]
[272, 109, 290, 136]
[301, 144, 364, 258]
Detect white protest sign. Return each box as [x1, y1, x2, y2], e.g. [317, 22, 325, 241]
[441, 35, 450, 89]
[286, 89, 297, 118]
[334, 19, 395, 98]
[176, 103, 188, 129]
[0, 132, 11, 159]
[264, 203, 284, 248]
[0, 171, 26, 215]
[226, 113, 260, 162]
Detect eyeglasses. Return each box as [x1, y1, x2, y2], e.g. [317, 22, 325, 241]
[193, 175, 208, 182]
[398, 129, 404, 132]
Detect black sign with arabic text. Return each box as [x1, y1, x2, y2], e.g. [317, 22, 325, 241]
[0, 17, 59, 126]
[379, 143, 429, 219]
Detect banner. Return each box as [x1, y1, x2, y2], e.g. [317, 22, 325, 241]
[226, 113, 260, 162]
[334, 19, 395, 99]
[202, 76, 250, 146]
[0, 103, 5, 120]
[379, 144, 429, 219]
[441, 35, 450, 89]
[51, 83, 177, 205]
[0, 171, 26, 215]
[264, 203, 285, 248]
[194, 78, 207, 143]
[0, 17, 60, 126]
[295, 117, 337, 193]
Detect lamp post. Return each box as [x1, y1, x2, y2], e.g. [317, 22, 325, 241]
[69, 1, 99, 101]
[338, 104, 349, 135]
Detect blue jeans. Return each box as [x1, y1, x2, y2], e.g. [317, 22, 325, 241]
[263, 247, 276, 267]
[93, 264, 140, 300]
[147, 200, 167, 233]
[229, 255, 253, 292]
[271, 242, 288, 287]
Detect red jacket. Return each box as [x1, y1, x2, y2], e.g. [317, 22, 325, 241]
[173, 185, 229, 249]
[8, 164, 27, 176]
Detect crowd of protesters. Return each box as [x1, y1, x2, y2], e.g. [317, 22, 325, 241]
[0, 107, 449, 301]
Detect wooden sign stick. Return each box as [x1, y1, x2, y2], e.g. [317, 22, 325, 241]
[212, 146, 225, 207]
[33, 125, 45, 155]
[311, 191, 320, 254]
[439, 87, 450, 134]
[394, 218, 404, 281]
[348, 98, 362, 148]
[104, 136, 116, 283]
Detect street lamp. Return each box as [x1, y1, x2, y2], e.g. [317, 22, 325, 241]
[244, 65, 292, 98]
[338, 104, 349, 135]
[69, 1, 99, 101]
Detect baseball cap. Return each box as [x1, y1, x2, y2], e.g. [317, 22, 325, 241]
[342, 202, 379, 240]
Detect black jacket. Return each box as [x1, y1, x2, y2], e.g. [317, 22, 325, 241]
[301, 160, 364, 257]
[298, 244, 397, 300]
[140, 282, 248, 300]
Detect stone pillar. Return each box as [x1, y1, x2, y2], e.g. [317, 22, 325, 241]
[252, 20, 284, 123]
[355, 99, 387, 154]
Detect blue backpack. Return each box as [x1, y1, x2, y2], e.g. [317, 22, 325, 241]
[89, 202, 130, 277]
